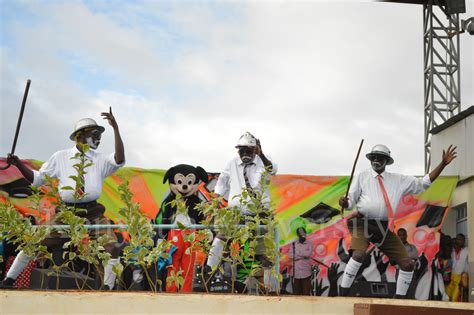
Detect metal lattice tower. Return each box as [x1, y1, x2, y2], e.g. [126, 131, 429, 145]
[423, 1, 461, 172]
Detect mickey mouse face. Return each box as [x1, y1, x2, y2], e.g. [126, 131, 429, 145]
[171, 173, 198, 197]
[163, 164, 209, 198]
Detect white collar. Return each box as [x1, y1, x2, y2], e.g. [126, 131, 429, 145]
[72, 145, 95, 158]
[370, 168, 386, 178]
[238, 155, 257, 166]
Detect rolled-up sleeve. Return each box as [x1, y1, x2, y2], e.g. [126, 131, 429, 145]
[347, 174, 361, 210]
[102, 153, 125, 178]
[32, 153, 58, 187]
[401, 174, 432, 195]
[270, 160, 278, 175]
[263, 155, 277, 175]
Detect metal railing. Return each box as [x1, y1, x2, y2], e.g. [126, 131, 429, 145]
[38, 223, 281, 274]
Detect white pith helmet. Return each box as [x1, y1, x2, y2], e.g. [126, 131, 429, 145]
[366, 144, 394, 165]
[69, 118, 105, 141]
[235, 132, 257, 148]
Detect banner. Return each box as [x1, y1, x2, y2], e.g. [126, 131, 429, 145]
[0, 159, 458, 299]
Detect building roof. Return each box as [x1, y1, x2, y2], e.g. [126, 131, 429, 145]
[430, 106, 474, 135]
[376, 0, 427, 4]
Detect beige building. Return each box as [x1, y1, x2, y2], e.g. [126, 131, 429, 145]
[430, 105, 474, 301]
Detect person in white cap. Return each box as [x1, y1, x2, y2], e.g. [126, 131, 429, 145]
[3, 107, 125, 290]
[338, 144, 457, 299]
[206, 132, 277, 288]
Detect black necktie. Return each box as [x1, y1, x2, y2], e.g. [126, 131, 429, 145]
[243, 163, 256, 197]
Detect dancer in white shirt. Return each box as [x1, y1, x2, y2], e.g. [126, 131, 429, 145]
[207, 132, 277, 288]
[338, 144, 456, 299]
[2, 108, 125, 290]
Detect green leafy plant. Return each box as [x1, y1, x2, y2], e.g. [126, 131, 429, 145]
[117, 177, 171, 292]
[0, 201, 50, 266]
[42, 146, 114, 290]
[195, 168, 280, 295]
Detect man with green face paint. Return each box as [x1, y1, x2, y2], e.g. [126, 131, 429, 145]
[338, 144, 457, 299]
[2, 108, 125, 290]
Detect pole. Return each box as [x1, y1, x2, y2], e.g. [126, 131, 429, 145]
[340, 139, 364, 218]
[0, 79, 31, 170]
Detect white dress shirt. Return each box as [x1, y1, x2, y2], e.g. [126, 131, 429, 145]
[452, 247, 469, 275]
[214, 155, 277, 215]
[32, 147, 124, 203]
[347, 168, 431, 220]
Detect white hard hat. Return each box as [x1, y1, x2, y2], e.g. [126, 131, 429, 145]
[235, 132, 257, 148]
[69, 118, 105, 140]
[366, 144, 394, 165]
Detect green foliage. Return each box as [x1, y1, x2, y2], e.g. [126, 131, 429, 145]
[195, 167, 280, 295]
[0, 152, 280, 294]
[0, 202, 50, 261]
[166, 269, 184, 291]
[117, 177, 171, 292]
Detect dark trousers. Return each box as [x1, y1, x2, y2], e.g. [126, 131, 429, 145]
[293, 276, 311, 295]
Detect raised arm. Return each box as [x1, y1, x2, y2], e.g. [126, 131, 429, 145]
[429, 145, 457, 182]
[256, 139, 275, 173]
[101, 107, 125, 165]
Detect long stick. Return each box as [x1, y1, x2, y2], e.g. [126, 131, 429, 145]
[0, 79, 31, 170]
[11, 79, 31, 155]
[340, 139, 364, 218]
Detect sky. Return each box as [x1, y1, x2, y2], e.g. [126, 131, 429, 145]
[1, 0, 473, 176]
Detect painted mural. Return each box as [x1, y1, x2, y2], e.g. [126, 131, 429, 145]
[0, 158, 458, 299]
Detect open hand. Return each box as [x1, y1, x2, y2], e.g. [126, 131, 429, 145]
[442, 145, 457, 166]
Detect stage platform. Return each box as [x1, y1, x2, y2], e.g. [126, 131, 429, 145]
[1, 290, 472, 315]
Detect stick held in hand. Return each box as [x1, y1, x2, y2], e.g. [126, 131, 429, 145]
[0, 79, 31, 170]
[340, 139, 364, 218]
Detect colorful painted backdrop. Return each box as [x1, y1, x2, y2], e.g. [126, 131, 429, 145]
[0, 159, 458, 299]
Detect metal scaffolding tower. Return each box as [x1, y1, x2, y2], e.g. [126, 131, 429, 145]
[423, 0, 462, 172]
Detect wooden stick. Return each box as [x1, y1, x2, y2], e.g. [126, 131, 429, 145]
[0, 80, 31, 170]
[11, 79, 31, 155]
[340, 139, 364, 218]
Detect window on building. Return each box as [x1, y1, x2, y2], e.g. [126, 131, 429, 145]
[453, 203, 468, 245]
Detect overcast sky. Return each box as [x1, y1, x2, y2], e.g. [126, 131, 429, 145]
[1, 0, 473, 176]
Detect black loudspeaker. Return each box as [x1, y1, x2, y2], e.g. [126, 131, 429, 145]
[208, 278, 233, 293]
[29, 268, 96, 290]
[350, 280, 396, 298]
[192, 264, 244, 293]
[445, 0, 466, 14]
[192, 265, 206, 292]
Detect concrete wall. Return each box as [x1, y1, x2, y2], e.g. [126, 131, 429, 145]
[431, 113, 474, 179]
[431, 111, 474, 301]
[1, 291, 472, 315]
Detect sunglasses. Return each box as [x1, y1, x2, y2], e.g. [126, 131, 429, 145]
[238, 147, 255, 155]
[369, 154, 388, 162]
[82, 128, 102, 138]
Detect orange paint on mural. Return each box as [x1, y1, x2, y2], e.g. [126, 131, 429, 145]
[272, 175, 338, 213]
[129, 174, 158, 219]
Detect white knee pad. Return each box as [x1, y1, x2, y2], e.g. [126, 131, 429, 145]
[6, 251, 31, 280]
[207, 238, 225, 268]
[104, 258, 120, 289]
